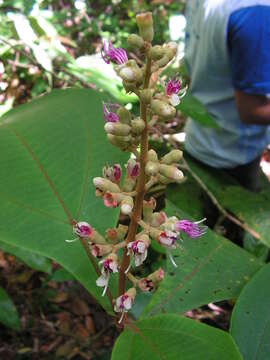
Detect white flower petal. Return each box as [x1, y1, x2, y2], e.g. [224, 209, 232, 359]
[96, 274, 109, 287]
[169, 94, 180, 106]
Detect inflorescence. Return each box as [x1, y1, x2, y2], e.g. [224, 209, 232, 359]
[68, 12, 207, 324]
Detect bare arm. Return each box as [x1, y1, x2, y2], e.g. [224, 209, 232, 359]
[234, 90, 270, 125]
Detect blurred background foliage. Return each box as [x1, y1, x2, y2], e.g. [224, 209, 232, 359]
[0, 0, 186, 113]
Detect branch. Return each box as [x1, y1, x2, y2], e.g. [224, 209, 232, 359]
[180, 159, 261, 240]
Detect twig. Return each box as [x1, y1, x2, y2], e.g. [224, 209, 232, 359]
[180, 159, 261, 240]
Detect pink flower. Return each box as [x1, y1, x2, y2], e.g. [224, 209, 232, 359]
[114, 288, 136, 323]
[126, 158, 140, 178]
[96, 254, 118, 296]
[158, 231, 178, 248]
[165, 78, 181, 106]
[103, 102, 120, 123]
[103, 164, 122, 183]
[127, 236, 150, 267]
[138, 278, 154, 292]
[175, 218, 207, 238]
[73, 221, 92, 238]
[103, 192, 118, 208]
[101, 41, 128, 65]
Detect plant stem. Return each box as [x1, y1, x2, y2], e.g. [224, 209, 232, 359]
[118, 47, 152, 300]
[180, 159, 261, 240]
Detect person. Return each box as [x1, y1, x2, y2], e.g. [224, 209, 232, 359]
[184, 0, 270, 191]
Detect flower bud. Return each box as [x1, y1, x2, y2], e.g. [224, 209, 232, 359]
[91, 244, 113, 258]
[104, 122, 131, 136]
[126, 158, 140, 178]
[127, 33, 144, 50]
[117, 107, 132, 125]
[150, 211, 167, 227]
[150, 45, 164, 60]
[118, 60, 143, 83]
[159, 164, 184, 182]
[89, 229, 107, 244]
[151, 99, 176, 120]
[131, 117, 145, 135]
[106, 224, 129, 244]
[107, 134, 132, 150]
[120, 195, 134, 215]
[136, 12, 154, 42]
[103, 191, 125, 208]
[140, 89, 152, 104]
[161, 150, 183, 165]
[73, 221, 92, 238]
[148, 267, 165, 287]
[93, 177, 121, 193]
[156, 54, 172, 68]
[159, 174, 174, 185]
[122, 81, 137, 93]
[103, 164, 122, 183]
[145, 161, 160, 176]
[123, 175, 136, 192]
[166, 42, 178, 58]
[143, 197, 156, 222]
[148, 149, 159, 162]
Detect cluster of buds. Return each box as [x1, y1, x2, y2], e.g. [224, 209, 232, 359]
[68, 12, 207, 324]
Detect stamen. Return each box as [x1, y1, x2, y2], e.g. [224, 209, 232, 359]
[168, 252, 178, 268]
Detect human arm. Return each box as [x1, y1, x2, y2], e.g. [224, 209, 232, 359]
[234, 90, 270, 125]
[228, 6, 270, 125]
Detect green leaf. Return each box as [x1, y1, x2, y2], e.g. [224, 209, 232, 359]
[230, 263, 270, 360]
[0, 89, 127, 313]
[141, 200, 262, 318]
[48, 267, 75, 282]
[185, 155, 270, 247]
[0, 287, 20, 330]
[0, 240, 52, 273]
[112, 314, 242, 360]
[178, 92, 219, 128]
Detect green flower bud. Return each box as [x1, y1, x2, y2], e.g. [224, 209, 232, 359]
[159, 174, 174, 185]
[150, 211, 167, 227]
[143, 197, 156, 222]
[136, 12, 154, 43]
[148, 149, 159, 162]
[117, 107, 132, 125]
[93, 177, 121, 193]
[119, 60, 143, 83]
[161, 150, 183, 165]
[131, 117, 145, 135]
[127, 34, 144, 50]
[150, 45, 164, 60]
[120, 195, 134, 215]
[106, 225, 128, 244]
[159, 164, 184, 182]
[122, 80, 137, 93]
[89, 229, 107, 245]
[145, 161, 160, 176]
[151, 99, 176, 119]
[123, 175, 136, 192]
[107, 134, 132, 150]
[104, 122, 131, 136]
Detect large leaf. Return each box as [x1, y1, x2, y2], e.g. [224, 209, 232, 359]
[230, 264, 270, 360]
[112, 314, 242, 360]
[0, 287, 20, 330]
[178, 91, 219, 128]
[0, 240, 52, 273]
[185, 155, 270, 246]
[0, 89, 127, 313]
[141, 200, 262, 318]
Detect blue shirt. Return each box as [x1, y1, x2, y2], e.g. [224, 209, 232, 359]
[184, 0, 270, 168]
